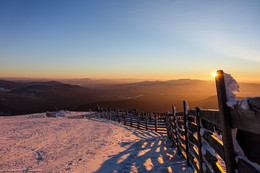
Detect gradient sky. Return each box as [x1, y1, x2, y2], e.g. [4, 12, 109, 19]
[1, 0, 260, 82]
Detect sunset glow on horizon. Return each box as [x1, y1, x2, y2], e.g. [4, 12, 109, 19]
[1, 0, 260, 83]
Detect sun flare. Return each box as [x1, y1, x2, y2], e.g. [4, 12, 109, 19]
[212, 72, 217, 77]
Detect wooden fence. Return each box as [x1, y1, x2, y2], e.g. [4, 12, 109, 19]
[166, 70, 260, 173]
[67, 70, 260, 173]
[166, 104, 226, 173]
[69, 110, 168, 134]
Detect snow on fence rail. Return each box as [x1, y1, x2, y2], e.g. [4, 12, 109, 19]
[166, 70, 260, 173]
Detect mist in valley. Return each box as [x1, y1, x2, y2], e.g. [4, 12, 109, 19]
[1, 78, 260, 115]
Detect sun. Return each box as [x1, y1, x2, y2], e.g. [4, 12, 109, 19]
[212, 72, 217, 77]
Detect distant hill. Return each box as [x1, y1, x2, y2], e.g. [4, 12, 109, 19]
[1, 78, 260, 115]
[0, 80, 106, 115]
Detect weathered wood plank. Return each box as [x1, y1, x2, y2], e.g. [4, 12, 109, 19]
[189, 142, 199, 162]
[200, 110, 221, 127]
[176, 112, 184, 117]
[203, 149, 224, 173]
[189, 133, 198, 146]
[178, 128, 185, 136]
[202, 129, 225, 161]
[188, 109, 197, 116]
[188, 122, 197, 133]
[179, 135, 186, 145]
[177, 120, 184, 128]
[230, 105, 260, 135]
[180, 143, 186, 152]
[188, 152, 200, 172]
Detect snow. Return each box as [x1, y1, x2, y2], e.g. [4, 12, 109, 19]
[231, 128, 244, 155]
[224, 72, 259, 110]
[0, 112, 192, 173]
[224, 73, 240, 108]
[203, 159, 214, 173]
[200, 128, 204, 136]
[201, 142, 216, 157]
[202, 162, 206, 172]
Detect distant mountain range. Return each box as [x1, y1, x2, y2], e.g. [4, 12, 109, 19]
[0, 80, 105, 115]
[0, 78, 259, 115]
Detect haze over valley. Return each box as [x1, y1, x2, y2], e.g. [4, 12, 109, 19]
[1, 78, 260, 115]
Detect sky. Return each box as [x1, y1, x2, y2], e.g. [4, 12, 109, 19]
[0, 0, 260, 82]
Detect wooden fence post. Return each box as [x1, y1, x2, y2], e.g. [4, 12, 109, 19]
[137, 111, 140, 129]
[130, 112, 133, 127]
[215, 70, 236, 173]
[113, 111, 116, 121]
[196, 107, 203, 173]
[173, 106, 180, 155]
[124, 111, 127, 125]
[166, 112, 170, 136]
[183, 101, 190, 166]
[155, 114, 158, 132]
[145, 113, 148, 131]
[118, 110, 121, 123]
[166, 111, 173, 142]
[109, 111, 111, 120]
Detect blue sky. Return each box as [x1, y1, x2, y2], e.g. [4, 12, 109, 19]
[0, 0, 260, 81]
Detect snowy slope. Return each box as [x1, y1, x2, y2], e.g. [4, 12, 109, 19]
[0, 112, 191, 173]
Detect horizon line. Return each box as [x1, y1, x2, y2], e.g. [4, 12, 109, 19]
[0, 76, 259, 84]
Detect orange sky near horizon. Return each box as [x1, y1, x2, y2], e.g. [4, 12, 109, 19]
[1, 1, 260, 83]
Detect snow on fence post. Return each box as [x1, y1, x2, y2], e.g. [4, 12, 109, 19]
[196, 107, 203, 173]
[183, 100, 190, 166]
[215, 70, 236, 173]
[155, 114, 158, 132]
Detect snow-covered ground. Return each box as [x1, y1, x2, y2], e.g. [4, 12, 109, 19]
[0, 112, 191, 173]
